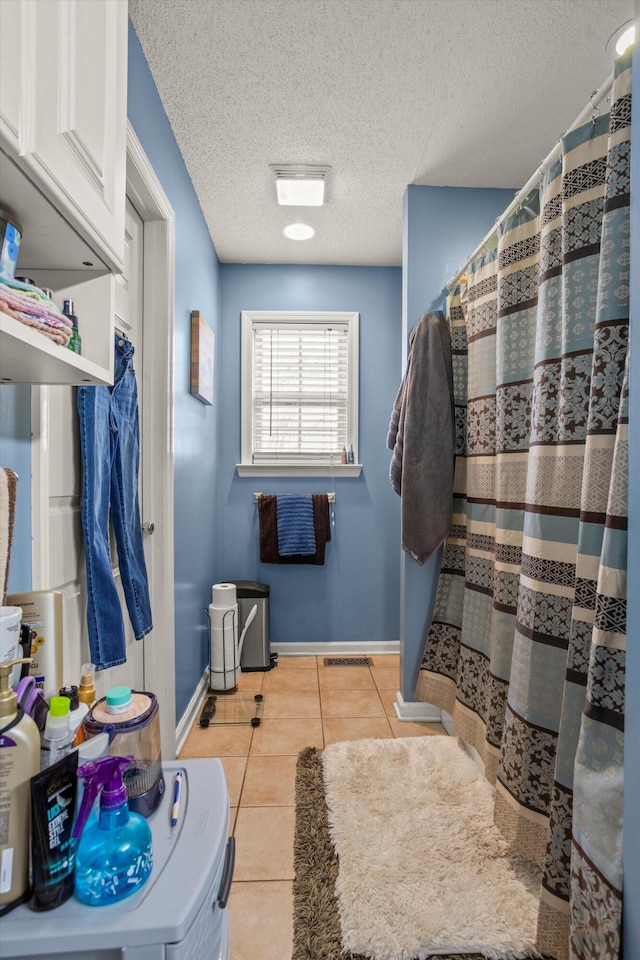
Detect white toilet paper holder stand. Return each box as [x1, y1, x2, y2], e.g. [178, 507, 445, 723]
[206, 603, 258, 692]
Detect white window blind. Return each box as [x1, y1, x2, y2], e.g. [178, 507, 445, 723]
[241, 311, 359, 471]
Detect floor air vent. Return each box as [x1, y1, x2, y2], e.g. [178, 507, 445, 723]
[324, 656, 373, 666]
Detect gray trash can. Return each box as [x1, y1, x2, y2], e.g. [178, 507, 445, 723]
[228, 581, 275, 671]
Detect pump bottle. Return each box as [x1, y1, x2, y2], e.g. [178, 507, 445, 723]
[73, 755, 153, 905]
[0, 658, 40, 914]
[77, 663, 96, 707]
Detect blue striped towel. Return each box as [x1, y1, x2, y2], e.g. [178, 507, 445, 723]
[276, 494, 316, 556]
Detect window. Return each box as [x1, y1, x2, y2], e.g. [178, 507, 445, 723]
[239, 311, 360, 477]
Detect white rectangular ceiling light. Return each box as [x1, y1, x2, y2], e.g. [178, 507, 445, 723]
[276, 177, 324, 206]
[271, 164, 331, 206]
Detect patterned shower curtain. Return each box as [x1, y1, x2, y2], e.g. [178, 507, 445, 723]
[416, 51, 631, 960]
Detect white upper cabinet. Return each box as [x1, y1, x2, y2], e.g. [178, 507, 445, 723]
[0, 0, 29, 156]
[0, 0, 127, 274]
[0, 0, 128, 385]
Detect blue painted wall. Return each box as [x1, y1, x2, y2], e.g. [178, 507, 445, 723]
[128, 25, 222, 722]
[623, 15, 639, 959]
[0, 385, 32, 594]
[218, 264, 401, 646]
[400, 185, 513, 699]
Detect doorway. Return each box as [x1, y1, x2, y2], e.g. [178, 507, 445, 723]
[31, 124, 176, 757]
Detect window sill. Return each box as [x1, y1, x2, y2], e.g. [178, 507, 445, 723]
[236, 463, 362, 478]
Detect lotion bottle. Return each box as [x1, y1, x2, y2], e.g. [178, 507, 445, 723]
[0, 658, 40, 915]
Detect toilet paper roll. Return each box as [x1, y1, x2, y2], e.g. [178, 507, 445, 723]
[211, 582, 237, 607]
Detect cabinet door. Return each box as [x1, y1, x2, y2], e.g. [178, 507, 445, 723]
[0, 0, 35, 155]
[0, 0, 126, 273]
[30, 0, 127, 272]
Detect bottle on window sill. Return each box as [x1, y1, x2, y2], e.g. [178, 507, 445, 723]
[341, 447, 347, 464]
[347, 445, 354, 464]
[63, 299, 82, 355]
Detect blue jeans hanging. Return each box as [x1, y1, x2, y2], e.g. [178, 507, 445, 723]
[77, 336, 152, 670]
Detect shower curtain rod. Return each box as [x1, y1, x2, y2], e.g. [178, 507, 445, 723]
[446, 69, 615, 290]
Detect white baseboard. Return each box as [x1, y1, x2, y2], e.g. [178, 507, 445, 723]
[271, 640, 400, 656]
[393, 692, 443, 723]
[175, 669, 210, 756]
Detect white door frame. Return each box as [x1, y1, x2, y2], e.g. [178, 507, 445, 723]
[125, 122, 176, 759]
[31, 124, 177, 758]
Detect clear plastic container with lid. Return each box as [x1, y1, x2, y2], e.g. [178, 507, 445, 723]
[84, 687, 164, 817]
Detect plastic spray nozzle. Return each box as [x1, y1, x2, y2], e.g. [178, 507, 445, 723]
[72, 755, 134, 839]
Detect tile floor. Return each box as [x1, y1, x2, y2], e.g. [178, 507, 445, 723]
[178, 653, 447, 960]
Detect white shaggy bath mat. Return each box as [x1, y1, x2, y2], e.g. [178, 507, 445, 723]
[321, 736, 540, 960]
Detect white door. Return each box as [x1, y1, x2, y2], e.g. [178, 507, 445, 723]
[107, 197, 146, 689]
[31, 127, 176, 757]
[109, 196, 172, 714]
[32, 199, 146, 698]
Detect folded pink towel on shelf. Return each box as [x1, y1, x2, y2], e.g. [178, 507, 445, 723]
[0, 284, 72, 327]
[0, 301, 72, 346]
[0, 273, 73, 346]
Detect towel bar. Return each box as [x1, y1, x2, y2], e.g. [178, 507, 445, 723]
[253, 491, 335, 503]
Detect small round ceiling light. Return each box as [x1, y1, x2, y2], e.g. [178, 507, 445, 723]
[283, 222, 316, 241]
[606, 20, 635, 57]
[615, 24, 635, 55]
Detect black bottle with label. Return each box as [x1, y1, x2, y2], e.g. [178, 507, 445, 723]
[63, 299, 81, 355]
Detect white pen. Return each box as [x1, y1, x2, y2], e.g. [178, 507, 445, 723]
[170, 770, 183, 829]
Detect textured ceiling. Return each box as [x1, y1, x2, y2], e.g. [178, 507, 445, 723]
[129, 0, 633, 266]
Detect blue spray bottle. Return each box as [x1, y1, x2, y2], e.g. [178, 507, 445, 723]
[72, 755, 153, 906]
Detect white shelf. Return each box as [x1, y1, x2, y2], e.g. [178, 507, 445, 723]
[0, 150, 116, 385]
[0, 312, 111, 385]
[0, 272, 115, 385]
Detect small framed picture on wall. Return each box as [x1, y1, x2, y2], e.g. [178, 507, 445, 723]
[190, 310, 215, 405]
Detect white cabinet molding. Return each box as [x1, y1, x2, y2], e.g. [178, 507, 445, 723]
[0, 0, 127, 273]
[0, 0, 129, 385]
